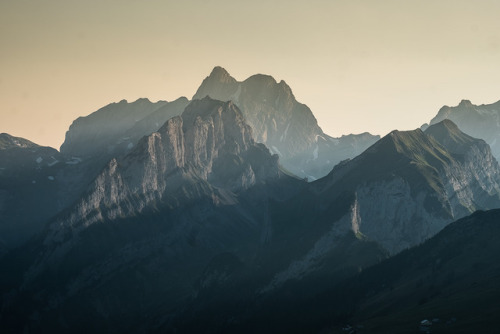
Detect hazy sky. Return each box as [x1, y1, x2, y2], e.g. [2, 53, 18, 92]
[1, 0, 500, 149]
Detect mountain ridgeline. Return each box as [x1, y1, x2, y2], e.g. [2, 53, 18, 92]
[311, 120, 500, 254]
[2, 67, 500, 333]
[61, 97, 190, 162]
[59, 66, 379, 181]
[428, 98, 500, 161]
[193, 66, 379, 179]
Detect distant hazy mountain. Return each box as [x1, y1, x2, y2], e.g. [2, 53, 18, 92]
[59, 67, 379, 180]
[429, 99, 500, 160]
[193, 66, 379, 179]
[60, 97, 189, 162]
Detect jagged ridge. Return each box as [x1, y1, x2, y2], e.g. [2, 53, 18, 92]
[193, 66, 380, 179]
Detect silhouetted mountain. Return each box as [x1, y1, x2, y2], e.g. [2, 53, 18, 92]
[0, 134, 63, 250]
[193, 66, 379, 179]
[429, 99, 500, 160]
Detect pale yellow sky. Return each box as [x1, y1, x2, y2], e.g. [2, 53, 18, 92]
[1, 0, 500, 149]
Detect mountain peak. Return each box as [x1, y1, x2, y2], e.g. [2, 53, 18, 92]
[458, 99, 473, 107]
[0, 133, 39, 150]
[192, 67, 238, 100]
[209, 66, 232, 80]
[245, 73, 277, 85]
[427, 118, 460, 132]
[362, 128, 451, 167]
[425, 119, 479, 155]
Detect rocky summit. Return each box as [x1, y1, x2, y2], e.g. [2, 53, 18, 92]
[193, 66, 379, 179]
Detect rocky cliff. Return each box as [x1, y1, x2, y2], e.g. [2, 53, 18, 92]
[45, 97, 283, 243]
[309, 120, 500, 255]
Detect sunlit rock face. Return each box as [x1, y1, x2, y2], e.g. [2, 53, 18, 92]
[47, 97, 282, 238]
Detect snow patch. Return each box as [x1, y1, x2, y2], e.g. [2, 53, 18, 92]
[48, 176, 55, 181]
[36, 157, 43, 164]
[127, 142, 134, 150]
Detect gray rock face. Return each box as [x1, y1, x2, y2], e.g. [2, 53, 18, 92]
[262, 120, 500, 293]
[41, 97, 282, 254]
[429, 99, 500, 160]
[193, 66, 379, 179]
[312, 120, 500, 255]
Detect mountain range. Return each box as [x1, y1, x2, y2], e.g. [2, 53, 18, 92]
[193, 67, 379, 179]
[1, 67, 500, 333]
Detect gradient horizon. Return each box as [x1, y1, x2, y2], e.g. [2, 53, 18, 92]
[1, 0, 500, 149]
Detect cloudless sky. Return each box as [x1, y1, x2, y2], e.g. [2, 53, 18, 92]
[1, 0, 500, 149]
